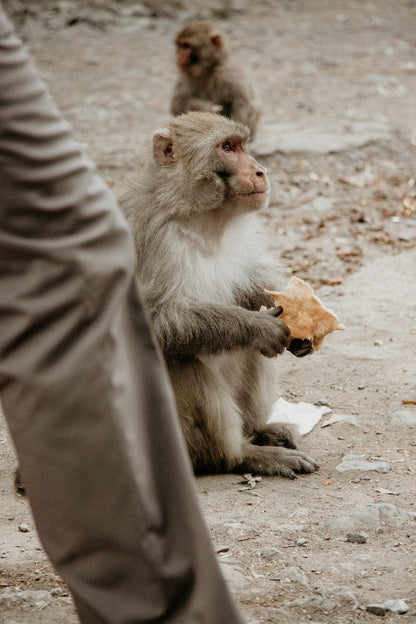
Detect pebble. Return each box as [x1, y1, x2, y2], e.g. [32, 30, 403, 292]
[389, 410, 416, 426]
[374, 339, 383, 346]
[346, 532, 368, 544]
[257, 546, 284, 560]
[296, 537, 307, 547]
[322, 413, 360, 428]
[335, 453, 390, 474]
[327, 503, 413, 532]
[385, 599, 409, 614]
[317, 398, 330, 406]
[326, 585, 359, 608]
[366, 603, 386, 616]
[219, 559, 249, 591]
[0, 589, 52, 609]
[280, 566, 309, 587]
[223, 521, 257, 540]
[253, 121, 391, 156]
[283, 595, 337, 612]
[18, 523, 29, 533]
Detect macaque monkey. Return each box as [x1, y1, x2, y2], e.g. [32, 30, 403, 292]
[171, 20, 261, 138]
[120, 112, 318, 478]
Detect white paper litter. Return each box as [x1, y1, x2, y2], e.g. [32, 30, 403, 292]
[268, 397, 331, 436]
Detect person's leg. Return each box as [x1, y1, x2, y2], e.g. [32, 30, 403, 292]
[0, 7, 245, 623]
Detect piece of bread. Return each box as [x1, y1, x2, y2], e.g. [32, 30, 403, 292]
[265, 276, 345, 350]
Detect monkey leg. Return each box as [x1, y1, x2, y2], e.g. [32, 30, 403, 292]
[236, 442, 319, 479]
[169, 358, 246, 474]
[251, 422, 300, 449]
[235, 355, 300, 449]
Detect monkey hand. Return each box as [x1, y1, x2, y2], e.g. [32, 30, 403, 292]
[287, 337, 314, 358]
[251, 307, 290, 357]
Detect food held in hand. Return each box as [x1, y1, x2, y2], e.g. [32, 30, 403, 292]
[265, 276, 345, 351]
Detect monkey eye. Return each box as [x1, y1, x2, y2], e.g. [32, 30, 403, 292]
[221, 140, 234, 152]
[179, 42, 191, 50]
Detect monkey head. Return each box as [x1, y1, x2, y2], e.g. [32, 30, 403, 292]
[152, 112, 270, 216]
[175, 21, 229, 78]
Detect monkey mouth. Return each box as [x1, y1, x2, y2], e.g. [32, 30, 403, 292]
[239, 190, 266, 196]
[242, 190, 268, 198]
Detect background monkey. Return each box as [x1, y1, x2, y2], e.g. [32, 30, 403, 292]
[171, 20, 261, 138]
[120, 112, 318, 478]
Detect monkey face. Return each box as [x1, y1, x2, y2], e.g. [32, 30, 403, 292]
[175, 22, 225, 77]
[177, 42, 199, 72]
[152, 112, 269, 216]
[215, 138, 270, 212]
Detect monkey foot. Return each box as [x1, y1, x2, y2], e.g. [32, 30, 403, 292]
[251, 422, 300, 449]
[236, 443, 319, 478]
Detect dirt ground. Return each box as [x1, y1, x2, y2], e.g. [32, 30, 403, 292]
[1, 1, 416, 622]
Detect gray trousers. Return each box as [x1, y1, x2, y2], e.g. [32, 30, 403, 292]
[0, 6, 245, 623]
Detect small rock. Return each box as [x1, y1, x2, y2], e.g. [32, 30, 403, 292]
[346, 532, 368, 544]
[280, 566, 309, 587]
[253, 121, 391, 157]
[327, 585, 359, 608]
[18, 523, 29, 533]
[257, 546, 284, 560]
[219, 559, 249, 591]
[322, 413, 360, 428]
[317, 398, 330, 406]
[374, 339, 383, 346]
[327, 503, 413, 533]
[389, 410, 416, 426]
[335, 453, 390, 474]
[296, 537, 307, 547]
[384, 599, 409, 614]
[0, 589, 52, 609]
[223, 521, 257, 541]
[398, 232, 413, 242]
[284, 595, 337, 611]
[366, 603, 387, 616]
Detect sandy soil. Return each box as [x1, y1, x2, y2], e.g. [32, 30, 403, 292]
[1, 1, 416, 622]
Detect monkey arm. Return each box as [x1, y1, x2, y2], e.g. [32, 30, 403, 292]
[171, 78, 221, 115]
[171, 94, 221, 115]
[151, 303, 289, 361]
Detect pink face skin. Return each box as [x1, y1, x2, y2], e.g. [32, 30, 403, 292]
[216, 138, 270, 210]
[176, 42, 203, 78]
[177, 42, 192, 69]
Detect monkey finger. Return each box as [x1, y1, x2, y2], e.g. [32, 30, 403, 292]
[278, 449, 320, 474]
[277, 466, 298, 479]
[267, 305, 284, 318]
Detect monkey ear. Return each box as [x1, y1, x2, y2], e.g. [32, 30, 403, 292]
[153, 132, 178, 166]
[210, 33, 222, 49]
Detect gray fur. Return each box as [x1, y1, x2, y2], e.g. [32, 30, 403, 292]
[120, 112, 319, 477]
[171, 21, 261, 138]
